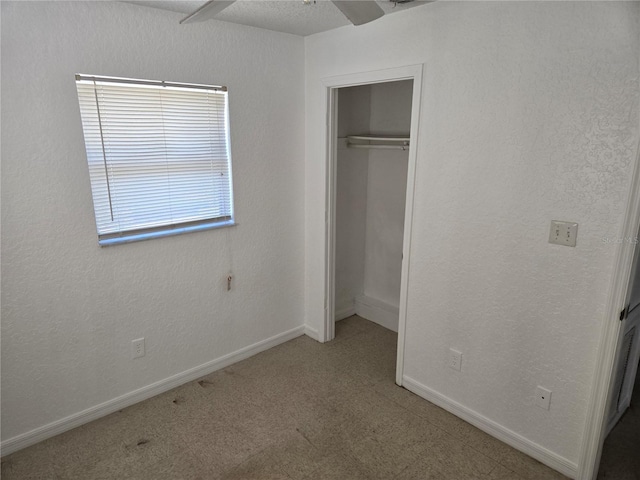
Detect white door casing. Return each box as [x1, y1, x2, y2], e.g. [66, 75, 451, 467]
[321, 64, 424, 386]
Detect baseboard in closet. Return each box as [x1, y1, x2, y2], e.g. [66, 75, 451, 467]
[335, 304, 357, 321]
[355, 295, 399, 332]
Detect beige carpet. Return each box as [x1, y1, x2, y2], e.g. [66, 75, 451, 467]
[1, 316, 567, 479]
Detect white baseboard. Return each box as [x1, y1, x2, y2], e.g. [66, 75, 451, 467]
[402, 376, 578, 479]
[1, 325, 306, 457]
[304, 324, 320, 341]
[355, 295, 399, 332]
[335, 305, 357, 322]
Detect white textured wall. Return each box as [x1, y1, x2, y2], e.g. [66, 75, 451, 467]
[305, 0, 639, 467]
[1, 1, 305, 442]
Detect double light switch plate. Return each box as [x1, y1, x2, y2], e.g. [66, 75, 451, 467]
[549, 221, 578, 247]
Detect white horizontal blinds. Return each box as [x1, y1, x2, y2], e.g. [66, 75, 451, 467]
[75, 76, 232, 239]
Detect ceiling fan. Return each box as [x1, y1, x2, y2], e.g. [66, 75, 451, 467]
[180, 0, 401, 27]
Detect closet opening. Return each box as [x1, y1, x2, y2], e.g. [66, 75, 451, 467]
[323, 65, 423, 386]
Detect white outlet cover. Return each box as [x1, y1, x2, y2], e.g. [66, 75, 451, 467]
[449, 348, 462, 371]
[535, 386, 552, 410]
[549, 220, 578, 247]
[131, 338, 145, 359]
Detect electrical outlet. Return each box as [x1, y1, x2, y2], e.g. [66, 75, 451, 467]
[131, 338, 145, 359]
[535, 386, 552, 410]
[449, 348, 462, 371]
[549, 221, 578, 247]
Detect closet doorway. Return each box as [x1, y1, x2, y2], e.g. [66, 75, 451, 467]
[323, 65, 423, 386]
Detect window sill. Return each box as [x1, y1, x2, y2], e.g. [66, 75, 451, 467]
[98, 219, 236, 247]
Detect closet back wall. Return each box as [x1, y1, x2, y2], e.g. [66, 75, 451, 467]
[335, 85, 371, 318]
[364, 81, 413, 310]
[335, 80, 412, 322]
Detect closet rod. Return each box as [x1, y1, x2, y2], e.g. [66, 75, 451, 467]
[348, 144, 409, 151]
[348, 135, 410, 142]
[345, 134, 410, 150]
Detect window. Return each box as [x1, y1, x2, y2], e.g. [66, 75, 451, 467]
[75, 74, 234, 246]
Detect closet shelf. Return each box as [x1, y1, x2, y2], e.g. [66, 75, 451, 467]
[346, 135, 410, 151]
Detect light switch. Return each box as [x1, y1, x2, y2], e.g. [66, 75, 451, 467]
[549, 221, 578, 247]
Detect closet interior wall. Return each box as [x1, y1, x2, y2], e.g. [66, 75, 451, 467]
[335, 80, 413, 331]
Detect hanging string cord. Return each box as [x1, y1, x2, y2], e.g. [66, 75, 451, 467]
[225, 227, 234, 290]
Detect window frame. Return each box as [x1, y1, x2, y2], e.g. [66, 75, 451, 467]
[75, 74, 236, 246]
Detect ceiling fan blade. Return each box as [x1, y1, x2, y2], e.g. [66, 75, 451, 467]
[180, 1, 236, 24]
[331, 1, 384, 26]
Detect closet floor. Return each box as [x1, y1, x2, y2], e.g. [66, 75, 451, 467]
[1, 316, 566, 480]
